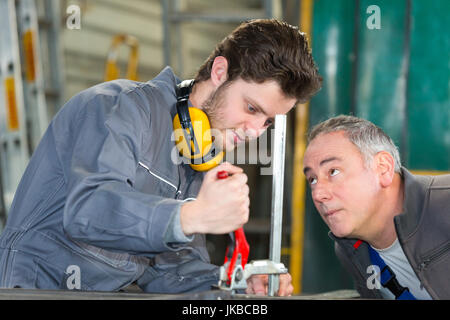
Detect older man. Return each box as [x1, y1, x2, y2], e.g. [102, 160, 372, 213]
[303, 115, 449, 299]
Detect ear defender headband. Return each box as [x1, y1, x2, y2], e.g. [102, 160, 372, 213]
[173, 79, 224, 171]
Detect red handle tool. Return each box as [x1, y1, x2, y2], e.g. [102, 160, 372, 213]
[217, 170, 250, 284]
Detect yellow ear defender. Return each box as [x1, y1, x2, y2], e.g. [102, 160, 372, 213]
[173, 79, 224, 171]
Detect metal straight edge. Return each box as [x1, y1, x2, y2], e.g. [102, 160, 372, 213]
[268, 114, 287, 296]
[18, 0, 49, 149]
[161, 0, 171, 67]
[44, 0, 66, 114]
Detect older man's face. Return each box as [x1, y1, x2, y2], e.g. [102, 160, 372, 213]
[303, 131, 382, 239]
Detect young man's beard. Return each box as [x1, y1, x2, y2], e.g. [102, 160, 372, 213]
[201, 81, 231, 126]
[201, 81, 232, 151]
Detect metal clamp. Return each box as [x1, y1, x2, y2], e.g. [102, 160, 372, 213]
[218, 259, 288, 291]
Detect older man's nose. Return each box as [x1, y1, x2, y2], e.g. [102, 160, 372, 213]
[312, 181, 332, 203]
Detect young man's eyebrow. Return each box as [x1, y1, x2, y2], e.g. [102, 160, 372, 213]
[303, 156, 342, 175]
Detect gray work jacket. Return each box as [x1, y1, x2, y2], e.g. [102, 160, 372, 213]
[332, 167, 450, 299]
[0, 67, 220, 292]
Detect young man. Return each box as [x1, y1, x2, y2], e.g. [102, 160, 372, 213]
[0, 19, 322, 294]
[303, 115, 449, 299]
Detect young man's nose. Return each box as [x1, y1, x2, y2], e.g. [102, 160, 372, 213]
[244, 119, 267, 139]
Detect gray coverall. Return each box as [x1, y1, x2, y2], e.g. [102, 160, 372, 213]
[0, 67, 220, 292]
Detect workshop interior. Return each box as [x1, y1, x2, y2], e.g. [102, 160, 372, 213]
[0, 0, 449, 298]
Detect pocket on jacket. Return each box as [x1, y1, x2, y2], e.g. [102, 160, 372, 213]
[419, 240, 450, 298]
[73, 240, 135, 270]
[138, 256, 219, 294]
[135, 162, 179, 198]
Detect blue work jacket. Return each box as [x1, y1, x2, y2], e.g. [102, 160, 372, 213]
[0, 67, 219, 292]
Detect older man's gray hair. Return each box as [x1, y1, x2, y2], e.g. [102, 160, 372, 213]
[307, 115, 402, 173]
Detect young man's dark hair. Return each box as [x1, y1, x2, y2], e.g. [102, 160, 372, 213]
[195, 19, 322, 103]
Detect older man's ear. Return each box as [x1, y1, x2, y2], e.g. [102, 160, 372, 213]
[375, 151, 396, 188]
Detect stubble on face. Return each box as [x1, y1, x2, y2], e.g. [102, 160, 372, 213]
[201, 81, 233, 151]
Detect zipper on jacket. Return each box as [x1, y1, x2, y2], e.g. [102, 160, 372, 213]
[418, 242, 450, 271]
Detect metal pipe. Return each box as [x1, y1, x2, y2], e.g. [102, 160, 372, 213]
[289, 0, 314, 295]
[268, 114, 287, 296]
[161, 0, 171, 67]
[400, 0, 412, 167]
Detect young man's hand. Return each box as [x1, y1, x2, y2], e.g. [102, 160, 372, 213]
[180, 162, 250, 235]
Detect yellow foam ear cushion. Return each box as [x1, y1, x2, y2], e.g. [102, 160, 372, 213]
[190, 151, 224, 172]
[173, 107, 224, 172]
[173, 107, 213, 159]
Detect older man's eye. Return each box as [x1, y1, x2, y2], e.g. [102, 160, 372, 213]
[330, 169, 340, 177]
[247, 104, 256, 113]
[309, 177, 317, 185]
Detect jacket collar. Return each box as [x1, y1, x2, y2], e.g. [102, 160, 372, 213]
[394, 167, 433, 238]
[149, 66, 181, 119]
[329, 232, 374, 285]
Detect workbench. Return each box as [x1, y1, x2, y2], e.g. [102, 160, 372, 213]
[0, 288, 359, 300]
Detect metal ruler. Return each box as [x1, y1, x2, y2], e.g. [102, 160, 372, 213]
[268, 114, 287, 296]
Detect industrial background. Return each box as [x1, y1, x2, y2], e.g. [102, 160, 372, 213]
[0, 0, 449, 296]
